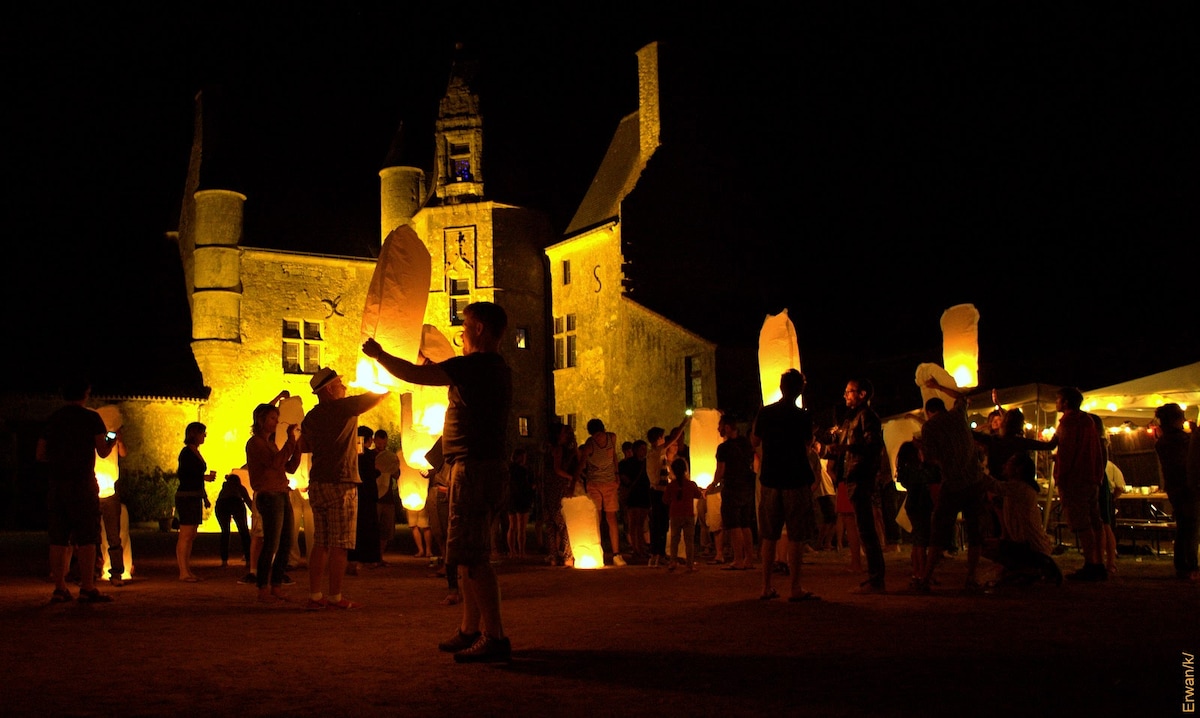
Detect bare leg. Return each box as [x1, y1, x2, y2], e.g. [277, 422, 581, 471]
[176, 526, 198, 579]
[459, 562, 504, 638]
[50, 545, 70, 593]
[326, 547, 348, 598]
[308, 544, 328, 596]
[787, 539, 806, 598]
[760, 537, 777, 596]
[604, 511, 621, 560]
[76, 544, 99, 592]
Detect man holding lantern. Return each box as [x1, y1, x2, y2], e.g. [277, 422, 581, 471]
[364, 301, 514, 664]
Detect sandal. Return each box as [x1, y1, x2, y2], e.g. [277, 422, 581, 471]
[51, 588, 73, 603]
[758, 588, 779, 601]
[440, 593, 461, 606]
[788, 591, 820, 602]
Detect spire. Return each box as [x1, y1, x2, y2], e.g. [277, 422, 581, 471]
[434, 42, 484, 203]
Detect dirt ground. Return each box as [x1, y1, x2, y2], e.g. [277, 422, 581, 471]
[1, 528, 1196, 717]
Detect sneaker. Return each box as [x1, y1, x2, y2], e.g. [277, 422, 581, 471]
[78, 588, 114, 603]
[50, 588, 73, 603]
[453, 634, 511, 664]
[327, 598, 361, 610]
[280, 574, 295, 585]
[612, 555, 626, 567]
[438, 629, 482, 653]
[110, 577, 125, 587]
[304, 598, 329, 611]
[237, 573, 257, 585]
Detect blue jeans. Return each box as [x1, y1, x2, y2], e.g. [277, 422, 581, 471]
[255, 492, 293, 588]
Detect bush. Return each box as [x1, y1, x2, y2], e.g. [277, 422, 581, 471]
[119, 468, 179, 524]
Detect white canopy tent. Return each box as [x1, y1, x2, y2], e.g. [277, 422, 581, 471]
[1081, 361, 1200, 424]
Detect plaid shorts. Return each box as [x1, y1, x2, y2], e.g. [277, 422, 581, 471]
[308, 482, 358, 549]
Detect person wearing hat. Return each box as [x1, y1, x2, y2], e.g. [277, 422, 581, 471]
[363, 300, 513, 664]
[298, 367, 387, 610]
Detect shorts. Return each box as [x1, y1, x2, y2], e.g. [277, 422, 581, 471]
[721, 500, 756, 530]
[47, 481, 101, 547]
[930, 483, 987, 548]
[835, 482, 853, 514]
[757, 485, 816, 543]
[405, 508, 430, 529]
[1060, 482, 1102, 534]
[308, 482, 358, 549]
[377, 501, 396, 541]
[446, 459, 508, 567]
[587, 480, 620, 513]
[175, 495, 204, 527]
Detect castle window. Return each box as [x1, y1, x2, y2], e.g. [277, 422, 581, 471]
[449, 143, 472, 182]
[553, 314, 577, 369]
[562, 260, 572, 285]
[685, 355, 703, 409]
[515, 327, 528, 349]
[283, 320, 323, 374]
[450, 297, 470, 326]
[449, 278, 470, 295]
[518, 416, 530, 437]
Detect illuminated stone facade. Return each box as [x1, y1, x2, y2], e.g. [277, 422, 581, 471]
[548, 42, 718, 442]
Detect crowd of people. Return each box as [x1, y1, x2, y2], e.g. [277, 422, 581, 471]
[33, 307, 1200, 665]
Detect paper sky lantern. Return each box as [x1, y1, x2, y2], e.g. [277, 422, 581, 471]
[688, 408, 721, 489]
[357, 223, 431, 391]
[916, 362, 960, 408]
[94, 405, 132, 580]
[397, 455, 429, 511]
[400, 325, 454, 470]
[94, 405, 122, 499]
[758, 309, 802, 407]
[940, 303, 980, 388]
[562, 494, 604, 568]
[705, 492, 722, 534]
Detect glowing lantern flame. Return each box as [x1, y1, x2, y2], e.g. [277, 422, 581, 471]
[940, 304, 980, 389]
[397, 456, 428, 511]
[688, 408, 721, 489]
[562, 494, 604, 568]
[758, 310, 802, 407]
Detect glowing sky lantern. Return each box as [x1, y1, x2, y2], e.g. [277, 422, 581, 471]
[356, 223, 431, 392]
[916, 362, 961, 408]
[95, 405, 132, 580]
[940, 303, 980, 389]
[688, 408, 721, 490]
[758, 309, 802, 407]
[275, 395, 305, 489]
[397, 456, 429, 511]
[562, 494, 604, 568]
[400, 325, 455, 470]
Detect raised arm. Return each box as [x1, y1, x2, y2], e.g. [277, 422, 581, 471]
[363, 337, 451, 386]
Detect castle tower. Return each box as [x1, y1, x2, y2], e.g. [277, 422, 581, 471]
[433, 52, 484, 203]
[379, 121, 427, 242]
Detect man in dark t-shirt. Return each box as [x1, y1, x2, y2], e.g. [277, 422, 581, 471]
[713, 414, 756, 570]
[364, 301, 513, 664]
[36, 377, 118, 603]
[751, 369, 817, 602]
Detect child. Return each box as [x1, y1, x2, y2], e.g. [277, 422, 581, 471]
[895, 440, 937, 589]
[663, 457, 704, 572]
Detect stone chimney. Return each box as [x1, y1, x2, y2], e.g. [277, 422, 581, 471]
[637, 42, 660, 160]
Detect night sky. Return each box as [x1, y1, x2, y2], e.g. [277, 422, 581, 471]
[3, 4, 1195, 417]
